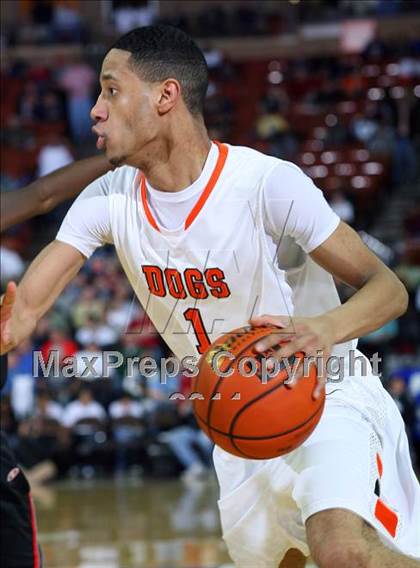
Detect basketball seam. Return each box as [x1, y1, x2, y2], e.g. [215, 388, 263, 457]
[195, 403, 324, 460]
[195, 397, 324, 440]
[230, 405, 324, 459]
[227, 354, 303, 457]
[204, 331, 281, 445]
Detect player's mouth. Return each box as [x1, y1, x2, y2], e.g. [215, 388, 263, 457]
[96, 135, 106, 150]
[92, 126, 107, 150]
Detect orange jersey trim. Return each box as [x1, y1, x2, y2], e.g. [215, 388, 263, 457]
[139, 141, 228, 232]
[374, 499, 398, 538]
[184, 141, 228, 229]
[140, 174, 160, 232]
[374, 453, 398, 538]
[376, 453, 383, 479]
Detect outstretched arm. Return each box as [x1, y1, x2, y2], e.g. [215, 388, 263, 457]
[0, 241, 85, 354]
[0, 154, 111, 231]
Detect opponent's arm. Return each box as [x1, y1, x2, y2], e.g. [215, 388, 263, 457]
[0, 241, 85, 354]
[0, 155, 111, 231]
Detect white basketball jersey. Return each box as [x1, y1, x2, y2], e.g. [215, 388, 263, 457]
[57, 142, 356, 362]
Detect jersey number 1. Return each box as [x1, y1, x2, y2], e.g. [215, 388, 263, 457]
[183, 308, 211, 354]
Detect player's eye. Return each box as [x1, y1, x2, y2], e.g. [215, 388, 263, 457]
[109, 87, 117, 97]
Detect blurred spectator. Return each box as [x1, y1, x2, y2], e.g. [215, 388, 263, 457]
[367, 116, 396, 156]
[0, 396, 17, 437]
[52, 1, 84, 43]
[350, 111, 379, 145]
[71, 286, 105, 328]
[268, 131, 299, 161]
[3, 340, 35, 421]
[113, 0, 158, 34]
[62, 387, 106, 428]
[55, 272, 88, 312]
[0, 245, 25, 283]
[40, 328, 78, 370]
[109, 392, 146, 421]
[109, 392, 148, 473]
[128, 311, 163, 360]
[329, 191, 355, 224]
[105, 289, 134, 333]
[341, 69, 364, 100]
[159, 378, 213, 483]
[75, 315, 119, 348]
[393, 126, 417, 185]
[14, 394, 62, 476]
[37, 134, 73, 177]
[73, 342, 107, 379]
[203, 48, 224, 71]
[57, 58, 96, 141]
[17, 81, 42, 123]
[145, 355, 182, 404]
[159, 421, 213, 483]
[33, 390, 63, 422]
[256, 98, 289, 141]
[324, 116, 350, 146]
[363, 34, 389, 61]
[313, 78, 346, 105]
[387, 375, 417, 462]
[359, 319, 399, 363]
[31, 0, 53, 27]
[37, 90, 64, 122]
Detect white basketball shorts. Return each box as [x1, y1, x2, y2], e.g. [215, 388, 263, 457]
[213, 350, 420, 567]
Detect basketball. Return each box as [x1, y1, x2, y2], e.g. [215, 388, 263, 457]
[193, 326, 325, 459]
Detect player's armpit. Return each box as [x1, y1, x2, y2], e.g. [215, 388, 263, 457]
[309, 221, 385, 289]
[0, 241, 85, 354]
[309, 221, 408, 344]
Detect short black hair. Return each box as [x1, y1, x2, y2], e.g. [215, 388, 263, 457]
[111, 24, 208, 116]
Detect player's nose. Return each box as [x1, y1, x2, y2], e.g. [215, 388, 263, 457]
[90, 95, 108, 122]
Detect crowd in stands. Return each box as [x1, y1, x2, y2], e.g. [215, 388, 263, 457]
[1, 13, 419, 481]
[0, 249, 214, 482]
[4, 0, 420, 46]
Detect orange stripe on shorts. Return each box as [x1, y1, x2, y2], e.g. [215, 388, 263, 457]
[376, 453, 383, 479]
[374, 498, 398, 538]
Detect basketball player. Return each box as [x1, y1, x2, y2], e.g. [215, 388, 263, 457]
[1, 26, 419, 567]
[0, 154, 111, 567]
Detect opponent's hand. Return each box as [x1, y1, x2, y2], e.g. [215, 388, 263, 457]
[0, 281, 17, 355]
[250, 314, 336, 398]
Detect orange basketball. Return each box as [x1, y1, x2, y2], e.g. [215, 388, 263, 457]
[193, 325, 325, 459]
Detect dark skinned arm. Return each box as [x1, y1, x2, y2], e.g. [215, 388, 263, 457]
[0, 154, 111, 232]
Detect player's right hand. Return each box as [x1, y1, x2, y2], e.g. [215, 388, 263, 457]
[0, 281, 17, 355]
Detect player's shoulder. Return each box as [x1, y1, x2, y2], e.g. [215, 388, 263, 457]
[225, 143, 278, 171]
[75, 165, 138, 203]
[105, 165, 139, 196]
[225, 143, 310, 187]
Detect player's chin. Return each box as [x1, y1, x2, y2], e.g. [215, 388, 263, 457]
[108, 151, 128, 168]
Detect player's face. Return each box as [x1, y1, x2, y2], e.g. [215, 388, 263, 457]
[91, 49, 159, 167]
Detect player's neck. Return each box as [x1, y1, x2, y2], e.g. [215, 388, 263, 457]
[135, 120, 212, 193]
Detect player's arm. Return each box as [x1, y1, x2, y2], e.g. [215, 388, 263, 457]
[254, 221, 407, 385]
[1, 179, 113, 354]
[252, 163, 408, 368]
[0, 154, 111, 231]
[0, 242, 85, 354]
[307, 221, 408, 343]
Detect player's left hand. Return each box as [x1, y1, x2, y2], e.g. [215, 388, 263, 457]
[250, 314, 336, 398]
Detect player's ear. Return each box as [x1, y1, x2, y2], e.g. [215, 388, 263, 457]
[157, 79, 180, 115]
